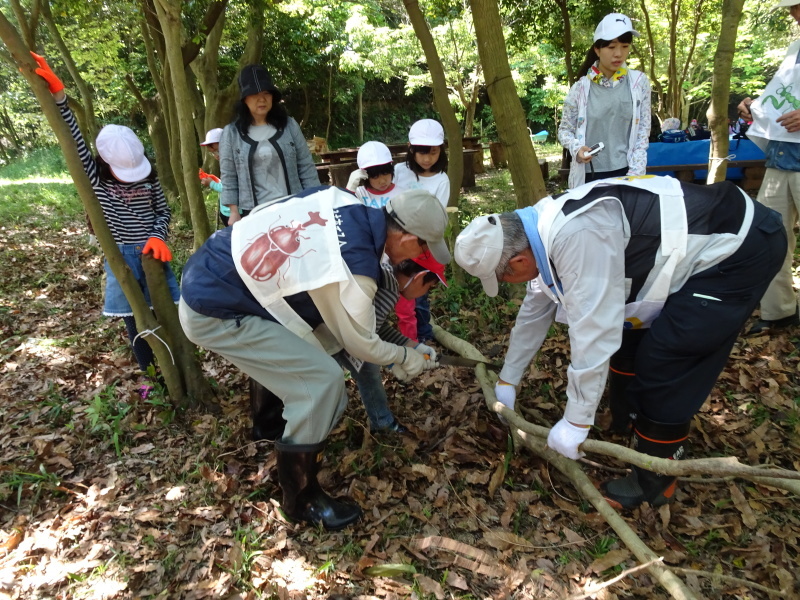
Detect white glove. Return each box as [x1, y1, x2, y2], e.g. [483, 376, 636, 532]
[346, 168, 367, 192]
[400, 346, 426, 379]
[494, 381, 517, 425]
[415, 343, 438, 370]
[547, 418, 590, 460]
[391, 363, 411, 382]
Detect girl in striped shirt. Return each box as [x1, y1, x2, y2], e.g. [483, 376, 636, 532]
[32, 53, 180, 398]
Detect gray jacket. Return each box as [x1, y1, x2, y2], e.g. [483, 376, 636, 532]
[219, 117, 320, 212]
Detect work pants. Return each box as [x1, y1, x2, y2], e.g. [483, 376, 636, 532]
[629, 201, 785, 423]
[178, 299, 348, 444]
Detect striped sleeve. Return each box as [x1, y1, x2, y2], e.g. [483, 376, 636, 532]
[374, 263, 411, 346]
[56, 97, 170, 246]
[57, 97, 99, 185]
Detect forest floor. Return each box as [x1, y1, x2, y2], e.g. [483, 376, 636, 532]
[0, 168, 799, 599]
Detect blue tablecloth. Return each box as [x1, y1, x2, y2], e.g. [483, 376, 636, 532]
[647, 138, 765, 180]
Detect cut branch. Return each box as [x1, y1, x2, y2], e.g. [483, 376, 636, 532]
[431, 325, 800, 487]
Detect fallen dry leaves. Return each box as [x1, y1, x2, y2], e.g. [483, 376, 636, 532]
[0, 213, 798, 600]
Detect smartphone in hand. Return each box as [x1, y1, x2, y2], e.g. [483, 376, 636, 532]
[586, 142, 605, 157]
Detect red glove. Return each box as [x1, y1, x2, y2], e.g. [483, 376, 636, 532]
[142, 237, 172, 262]
[30, 52, 65, 94]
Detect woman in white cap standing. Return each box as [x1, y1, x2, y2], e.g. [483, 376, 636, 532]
[219, 65, 320, 225]
[31, 53, 181, 399]
[557, 13, 651, 189]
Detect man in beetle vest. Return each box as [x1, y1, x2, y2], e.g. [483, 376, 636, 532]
[454, 176, 784, 509]
[179, 186, 450, 530]
[738, 0, 800, 334]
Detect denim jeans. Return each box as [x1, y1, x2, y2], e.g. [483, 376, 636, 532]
[415, 293, 433, 342]
[334, 353, 395, 430]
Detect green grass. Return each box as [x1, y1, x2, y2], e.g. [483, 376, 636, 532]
[0, 146, 69, 179]
[0, 146, 84, 228]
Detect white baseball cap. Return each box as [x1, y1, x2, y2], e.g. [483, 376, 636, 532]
[357, 141, 393, 169]
[201, 128, 223, 146]
[776, 0, 800, 6]
[454, 214, 505, 297]
[408, 119, 445, 146]
[96, 124, 152, 182]
[593, 13, 640, 42]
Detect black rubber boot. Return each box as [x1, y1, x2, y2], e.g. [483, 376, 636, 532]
[607, 329, 647, 433]
[250, 378, 286, 441]
[601, 415, 691, 510]
[275, 441, 362, 530]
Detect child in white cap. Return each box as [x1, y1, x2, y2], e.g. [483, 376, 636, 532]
[557, 13, 651, 189]
[199, 128, 230, 226]
[31, 53, 180, 399]
[346, 141, 404, 208]
[393, 119, 450, 208]
[393, 119, 450, 343]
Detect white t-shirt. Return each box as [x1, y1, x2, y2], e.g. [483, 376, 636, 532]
[394, 163, 450, 208]
[355, 183, 404, 209]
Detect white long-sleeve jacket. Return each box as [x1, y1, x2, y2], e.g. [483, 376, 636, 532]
[498, 178, 754, 425]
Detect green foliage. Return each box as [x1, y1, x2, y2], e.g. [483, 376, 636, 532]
[85, 383, 132, 457]
[0, 463, 62, 506]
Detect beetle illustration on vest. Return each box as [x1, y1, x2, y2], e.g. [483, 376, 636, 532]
[240, 211, 328, 283]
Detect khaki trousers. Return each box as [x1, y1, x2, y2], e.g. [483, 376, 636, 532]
[178, 299, 348, 445]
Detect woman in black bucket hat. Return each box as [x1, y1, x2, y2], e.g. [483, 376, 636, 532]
[219, 64, 320, 225]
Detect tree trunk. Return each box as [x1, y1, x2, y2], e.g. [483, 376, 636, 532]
[707, 0, 746, 184]
[0, 12, 216, 411]
[357, 88, 363, 144]
[469, 0, 545, 207]
[143, 257, 217, 411]
[40, 0, 99, 145]
[464, 67, 482, 138]
[326, 65, 333, 143]
[553, 0, 574, 85]
[152, 0, 212, 249]
[402, 0, 465, 283]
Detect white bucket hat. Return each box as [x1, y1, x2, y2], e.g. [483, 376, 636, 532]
[96, 124, 151, 182]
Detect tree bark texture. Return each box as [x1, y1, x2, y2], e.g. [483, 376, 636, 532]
[469, 0, 546, 207]
[152, 0, 212, 249]
[706, 0, 746, 184]
[40, 0, 99, 144]
[402, 0, 463, 209]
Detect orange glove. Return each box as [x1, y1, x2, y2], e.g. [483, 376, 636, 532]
[198, 168, 220, 183]
[30, 52, 65, 94]
[142, 237, 172, 262]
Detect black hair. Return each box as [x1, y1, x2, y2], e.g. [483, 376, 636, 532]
[394, 259, 440, 286]
[577, 31, 635, 79]
[95, 154, 158, 184]
[233, 99, 289, 136]
[406, 143, 448, 178]
[359, 162, 394, 188]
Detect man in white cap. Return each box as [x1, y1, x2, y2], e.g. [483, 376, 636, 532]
[738, 1, 800, 334]
[454, 177, 784, 509]
[180, 185, 450, 530]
